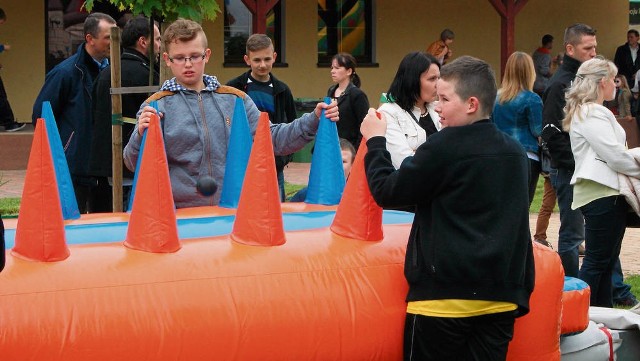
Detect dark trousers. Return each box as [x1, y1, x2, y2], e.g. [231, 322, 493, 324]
[579, 195, 628, 307]
[0, 75, 14, 126]
[87, 176, 132, 213]
[550, 167, 584, 277]
[404, 312, 515, 361]
[72, 176, 94, 214]
[527, 158, 541, 206]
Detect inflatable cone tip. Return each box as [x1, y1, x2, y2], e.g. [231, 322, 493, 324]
[126, 113, 180, 253]
[331, 140, 383, 241]
[232, 111, 285, 246]
[13, 117, 69, 261]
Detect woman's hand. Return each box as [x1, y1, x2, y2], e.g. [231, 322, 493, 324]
[137, 106, 164, 135]
[314, 100, 339, 122]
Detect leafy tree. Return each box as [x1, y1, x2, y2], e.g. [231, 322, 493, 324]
[83, 0, 221, 23]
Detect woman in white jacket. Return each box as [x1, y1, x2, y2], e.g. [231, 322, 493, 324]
[378, 52, 441, 168]
[565, 57, 640, 307]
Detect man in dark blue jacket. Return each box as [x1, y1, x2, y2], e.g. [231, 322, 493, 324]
[31, 12, 116, 213]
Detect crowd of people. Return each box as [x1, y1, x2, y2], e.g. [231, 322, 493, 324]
[1, 10, 639, 360]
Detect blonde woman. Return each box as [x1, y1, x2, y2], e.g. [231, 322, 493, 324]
[615, 74, 632, 118]
[565, 57, 640, 307]
[492, 51, 543, 205]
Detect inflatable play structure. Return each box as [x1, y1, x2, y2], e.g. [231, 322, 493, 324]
[1, 100, 592, 360]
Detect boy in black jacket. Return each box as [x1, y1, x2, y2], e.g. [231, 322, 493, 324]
[227, 34, 297, 202]
[362, 56, 535, 361]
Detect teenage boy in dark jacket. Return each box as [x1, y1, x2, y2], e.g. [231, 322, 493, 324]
[227, 34, 297, 201]
[362, 56, 535, 361]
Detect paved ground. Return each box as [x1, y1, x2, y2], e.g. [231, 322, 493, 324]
[3, 163, 640, 275]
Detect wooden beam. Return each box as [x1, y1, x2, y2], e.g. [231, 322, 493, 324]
[110, 27, 123, 212]
[240, 0, 279, 34]
[488, 0, 506, 17]
[487, 0, 529, 76]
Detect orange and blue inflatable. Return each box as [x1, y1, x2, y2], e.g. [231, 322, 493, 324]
[0, 103, 586, 360]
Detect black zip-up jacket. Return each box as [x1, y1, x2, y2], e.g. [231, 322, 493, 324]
[89, 48, 160, 178]
[327, 83, 370, 149]
[364, 121, 535, 316]
[227, 71, 297, 171]
[541, 55, 581, 170]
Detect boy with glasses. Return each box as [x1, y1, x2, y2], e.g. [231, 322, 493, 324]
[124, 19, 338, 209]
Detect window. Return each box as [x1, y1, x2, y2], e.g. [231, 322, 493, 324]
[317, 0, 374, 66]
[223, 0, 284, 66]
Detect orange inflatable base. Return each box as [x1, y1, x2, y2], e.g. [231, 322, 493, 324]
[1, 208, 571, 361]
[1, 217, 409, 360]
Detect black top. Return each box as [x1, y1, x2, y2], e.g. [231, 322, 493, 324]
[227, 71, 298, 171]
[327, 82, 370, 149]
[89, 48, 160, 178]
[364, 120, 535, 316]
[541, 54, 581, 170]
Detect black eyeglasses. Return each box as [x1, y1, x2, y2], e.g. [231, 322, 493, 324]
[168, 52, 206, 65]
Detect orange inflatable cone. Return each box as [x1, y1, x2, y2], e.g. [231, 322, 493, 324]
[331, 139, 384, 241]
[12, 118, 69, 261]
[231, 112, 286, 246]
[124, 114, 181, 253]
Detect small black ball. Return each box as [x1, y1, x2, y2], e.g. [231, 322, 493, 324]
[196, 176, 218, 196]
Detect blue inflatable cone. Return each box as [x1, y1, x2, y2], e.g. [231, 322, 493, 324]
[305, 97, 345, 205]
[219, 97, 253, 208]
[40, 101, 80, 220]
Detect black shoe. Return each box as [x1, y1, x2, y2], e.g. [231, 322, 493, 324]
[534, 239, 553, 249]
[614, 296, 639, 308]
[4, 122, 26, 132]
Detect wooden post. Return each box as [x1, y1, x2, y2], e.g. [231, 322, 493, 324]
[241, 0, 279, 34]
[110, 27, 123, 212]
[487, 0, 529, 76]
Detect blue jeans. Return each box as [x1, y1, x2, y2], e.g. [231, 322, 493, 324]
[579, 195, 628, 307]
[549, 167, 584, 277]
[613, 258, 635, 303]
[277, 170, 285, 202]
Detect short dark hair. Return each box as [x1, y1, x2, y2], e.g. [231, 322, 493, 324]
[332, 52, 361, 88]
[0, 8, 6, 21]
[122, 16, 153, 49]
[542, 34, 554, 46]
[84, 12, 116, 38]
[564, 23, 596, 47]
[628, 29, 640, 38]
[339, 138, 356, 162]
[440, 28, 455, 41]
[245, 34, 273, 53]
[440, 56, 497, 117]
[387, 52, 439, 113]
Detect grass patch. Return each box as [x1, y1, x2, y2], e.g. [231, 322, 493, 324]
[0, 197, 20, 217]
[285, 182, 305, 200]
[626, 274, 640, 302]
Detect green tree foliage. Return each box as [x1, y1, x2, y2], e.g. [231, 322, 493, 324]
[83, 0, 221, 22]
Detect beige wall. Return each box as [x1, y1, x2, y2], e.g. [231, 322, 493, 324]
[2, 0, 630, 122]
